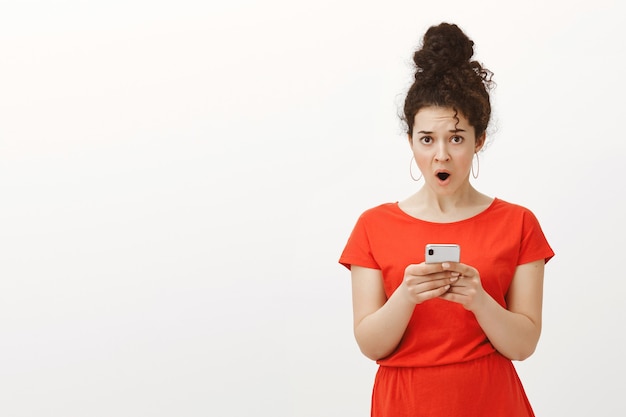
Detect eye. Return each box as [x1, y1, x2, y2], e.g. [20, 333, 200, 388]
[451, 135, 464, 144]
[419, 136, 433, 145]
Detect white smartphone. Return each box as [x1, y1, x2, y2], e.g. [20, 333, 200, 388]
[425, 244, 461, 263]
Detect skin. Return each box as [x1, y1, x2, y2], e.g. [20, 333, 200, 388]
[351, 106, 545, 361]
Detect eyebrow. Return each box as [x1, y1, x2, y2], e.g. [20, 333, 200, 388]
[416, 129, 466, 134]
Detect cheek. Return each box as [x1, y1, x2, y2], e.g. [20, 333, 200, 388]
[413, 152, 431, 168]
[454, 149, 475, 165]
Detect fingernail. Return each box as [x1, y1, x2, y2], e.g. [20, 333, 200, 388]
[442, 262, 450, 268]
[450, 277, 458, 282]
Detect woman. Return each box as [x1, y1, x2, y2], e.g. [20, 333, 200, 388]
[339, 23, 554, 416]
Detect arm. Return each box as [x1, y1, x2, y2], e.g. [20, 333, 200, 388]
[351, 264, 458, 361]
[440, 259, 545, 361]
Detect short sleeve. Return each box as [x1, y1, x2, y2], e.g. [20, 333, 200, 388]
[518, 209, 555, 265]
[338, 213, 381, 271]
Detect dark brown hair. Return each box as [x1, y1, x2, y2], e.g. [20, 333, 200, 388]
[403, 23, 494, 139]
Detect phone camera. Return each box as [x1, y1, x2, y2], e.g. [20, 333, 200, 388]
[428, 249, 434, 255]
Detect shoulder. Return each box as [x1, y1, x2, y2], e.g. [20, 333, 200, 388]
[490, 198, 539, 218]
[491, 199, 554, 263]
[358, 202, 398, 220]
[488, 198, 548, 234]
[349, 202, 409, 231]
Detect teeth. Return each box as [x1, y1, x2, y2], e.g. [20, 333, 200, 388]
[437, 173, 450, 180]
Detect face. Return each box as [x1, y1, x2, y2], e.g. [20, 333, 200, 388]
[409, 106, 484, 193]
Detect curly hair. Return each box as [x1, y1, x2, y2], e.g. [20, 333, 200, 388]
[403, 23, 494, 139]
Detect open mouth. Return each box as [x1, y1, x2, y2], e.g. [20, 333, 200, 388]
[436, 172, 450, 181]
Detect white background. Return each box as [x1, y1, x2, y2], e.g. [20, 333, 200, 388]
[1, 1, 624, 416]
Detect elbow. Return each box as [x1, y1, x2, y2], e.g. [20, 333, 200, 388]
[518, 341, 540, 361]
[500, 323, 542, 361]
[359, 345, 389, 361]
[501, 339, 540, 361]
[354, 331, 395, 361]
[508, 348, 535, 361]
[358, 344, 390, 362]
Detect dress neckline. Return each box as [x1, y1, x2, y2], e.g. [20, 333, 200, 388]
[393, 197, 499, 225]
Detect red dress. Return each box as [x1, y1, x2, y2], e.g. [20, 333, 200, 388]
[339, 198, 554, 417]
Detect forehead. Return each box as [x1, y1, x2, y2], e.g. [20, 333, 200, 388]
[413, 106, 471, 132]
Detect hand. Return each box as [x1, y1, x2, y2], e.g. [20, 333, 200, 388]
[401, 263, 461, 305]
[438, 262, 487, 311]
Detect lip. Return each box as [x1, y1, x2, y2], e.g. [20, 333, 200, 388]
[434, 170, 451, 184]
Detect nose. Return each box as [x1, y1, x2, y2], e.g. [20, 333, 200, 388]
[434, 141, 450, 161]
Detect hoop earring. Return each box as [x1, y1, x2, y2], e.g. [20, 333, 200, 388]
[410, 156, 422, 181]
[471, 152, 480, 179]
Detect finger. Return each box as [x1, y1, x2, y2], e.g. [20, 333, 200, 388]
[408, 272, 459, 287]
[440, 262, 459, 271]
[441, 262, 475, 276]
[418, 284, 451, 301]
[405, 262, 461, 278]
[439, 289, 468, 303]
[406, 262, 450, 276]
[417, 275, 460, 293]
[438, 291, 455, 302]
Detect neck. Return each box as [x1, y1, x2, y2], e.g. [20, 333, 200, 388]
[398, 183, 493, 223]
[416, 183, 480, 214]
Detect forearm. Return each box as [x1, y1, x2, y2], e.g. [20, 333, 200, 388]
[354, 288, 416, 361]
[473, 295, 541, 361]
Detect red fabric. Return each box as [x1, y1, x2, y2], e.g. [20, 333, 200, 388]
[372, 352, 535, 417]
[338, 198, 554, 416]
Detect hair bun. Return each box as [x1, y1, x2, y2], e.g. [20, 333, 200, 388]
[413, 23, 475, 74]
[402, 22, 494, 138]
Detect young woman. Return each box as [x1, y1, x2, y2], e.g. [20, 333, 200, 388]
[339, 23, 554, 417]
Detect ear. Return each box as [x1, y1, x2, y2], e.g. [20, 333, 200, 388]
[475, 132, 486, 152]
